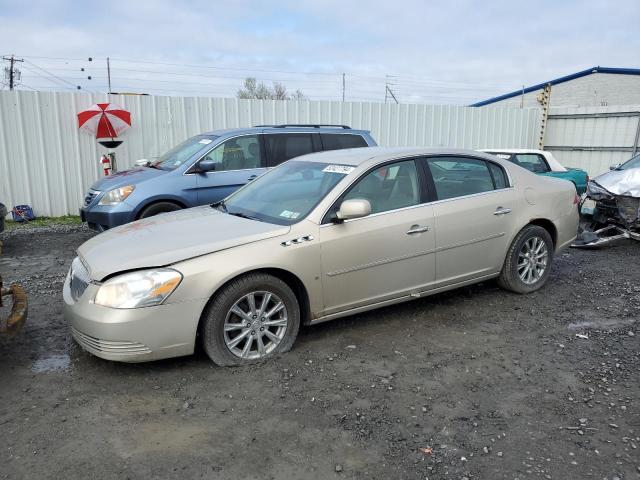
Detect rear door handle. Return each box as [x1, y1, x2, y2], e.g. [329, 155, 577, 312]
[247, 175, 258, 181]
[406, 225, 430, 235]
[493, 207, 512, 216]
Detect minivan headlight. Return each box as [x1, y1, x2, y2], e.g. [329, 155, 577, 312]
[94, 269, 182, 309]
[99, 185, 135, 205]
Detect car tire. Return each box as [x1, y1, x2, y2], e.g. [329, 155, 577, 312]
[497, 225, 554, 294]
[139, 201, 182, 219]
[201, 273, 300, 366]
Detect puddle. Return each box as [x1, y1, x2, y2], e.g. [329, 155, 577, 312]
[31, 354, 71, 373]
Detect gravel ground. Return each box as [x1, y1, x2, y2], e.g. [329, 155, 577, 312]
[0, 226, 638, 480]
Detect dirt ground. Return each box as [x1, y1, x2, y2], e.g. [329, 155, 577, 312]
[0, 225, 638, 480]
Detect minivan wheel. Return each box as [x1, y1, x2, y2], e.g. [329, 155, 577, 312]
[139, 201, 182, 219]
[202, 273, 300, 366]
[497, 225, 554, 294]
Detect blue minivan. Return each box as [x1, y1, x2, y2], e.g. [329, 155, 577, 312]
[80, 125, 376, 231]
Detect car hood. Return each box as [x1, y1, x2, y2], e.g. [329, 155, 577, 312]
[78, 206, 290, 280]
[90, 166, 168, 191]
[592, 168, 640, 197]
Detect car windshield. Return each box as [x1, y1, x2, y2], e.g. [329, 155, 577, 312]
[151, 135, 218, 170]
[221, 160, 352, 225]
[619, 153, 640, 170]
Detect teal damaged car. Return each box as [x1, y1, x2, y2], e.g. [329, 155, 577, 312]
[482, 149, 588, 194]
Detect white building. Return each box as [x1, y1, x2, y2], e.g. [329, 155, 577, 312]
[471, 67, 640, 108]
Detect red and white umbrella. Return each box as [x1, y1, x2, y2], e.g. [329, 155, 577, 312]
[77, 103, 131, 139]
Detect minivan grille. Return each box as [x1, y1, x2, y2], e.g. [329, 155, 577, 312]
[69, 257, 91, 301]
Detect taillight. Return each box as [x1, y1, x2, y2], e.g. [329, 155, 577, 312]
[573, 193, 580, 205]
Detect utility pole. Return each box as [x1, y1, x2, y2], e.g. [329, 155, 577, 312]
[537, 83, 552, 149]
[342, 73, 345, 102]
[106, 57, 112, 94]
[384, 75, 398, 104]
[2, 55, 24, 90]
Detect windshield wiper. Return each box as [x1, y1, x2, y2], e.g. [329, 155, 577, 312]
[227, 210, 258, 221]
[211, 200, 227, 213]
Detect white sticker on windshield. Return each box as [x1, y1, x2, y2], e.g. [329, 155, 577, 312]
[279, 210, 301, 219]
[198, 139, 213, 145]
[495, 154, 511, 159]
[323, 165, 355, 174]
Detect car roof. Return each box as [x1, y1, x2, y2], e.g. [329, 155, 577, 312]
[203, 126, 371, 137]
[480, 148, 545, 155]
[294, 146, 501, 167]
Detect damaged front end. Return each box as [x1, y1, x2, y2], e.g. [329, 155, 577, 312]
[573, 170, 640, 248]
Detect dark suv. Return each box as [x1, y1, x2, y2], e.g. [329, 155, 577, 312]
[80, 125, 377, 231]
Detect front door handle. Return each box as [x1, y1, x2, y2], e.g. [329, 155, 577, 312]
[406, 225, 430, 235]
[493, 207, 512, 216]
[247, 175, 258, 181]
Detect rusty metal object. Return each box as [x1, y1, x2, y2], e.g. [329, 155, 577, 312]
[0, 276, 28, 335]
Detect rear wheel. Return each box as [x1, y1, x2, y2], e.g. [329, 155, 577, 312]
[139, 201, 182, 219]
[202, 273, 300, 366]
[498, 225, 554, 294]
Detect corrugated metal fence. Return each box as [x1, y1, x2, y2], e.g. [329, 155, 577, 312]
[545, 105, 640, 175]
[0, 91, 540, 217]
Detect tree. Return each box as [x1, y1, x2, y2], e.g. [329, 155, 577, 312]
[237, 77, 306, 100]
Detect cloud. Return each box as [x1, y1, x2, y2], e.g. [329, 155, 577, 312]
[1, 0, 638, 103]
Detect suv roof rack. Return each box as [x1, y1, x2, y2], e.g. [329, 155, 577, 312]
[254, 124, 352, 129]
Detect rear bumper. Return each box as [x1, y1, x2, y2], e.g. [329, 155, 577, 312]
[80, 205, 135, 232]
[63, 275, 207, 362]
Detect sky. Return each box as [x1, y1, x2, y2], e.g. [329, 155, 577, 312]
[1, 0, 638, 104]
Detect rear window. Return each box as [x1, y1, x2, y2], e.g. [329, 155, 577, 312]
[321, 134, 368, 151]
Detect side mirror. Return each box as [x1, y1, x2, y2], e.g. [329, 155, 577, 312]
[336, 199, 371, 221]
[610, 163, 620, 170]
[198, 159, 217, 172]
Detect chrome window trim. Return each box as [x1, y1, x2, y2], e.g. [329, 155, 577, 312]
[316, 152, 515, 226]
[318, 187, 515, 228]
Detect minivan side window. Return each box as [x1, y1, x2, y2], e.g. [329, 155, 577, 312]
[321, 134, 368, 151]
[264, 133, 315, 166]
[201, 135, 262, 172]
[425, 157, 496, 200]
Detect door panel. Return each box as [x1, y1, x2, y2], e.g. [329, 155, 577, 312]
[432, 189, 517, 286]
[319, 205, 436, 315]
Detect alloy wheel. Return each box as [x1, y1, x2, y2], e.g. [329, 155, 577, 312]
[517, 236, 549, 285]
[223, 291, 288, 360]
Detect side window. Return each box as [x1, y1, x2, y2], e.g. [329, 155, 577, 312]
[513, 154, 549, 173]
[321, 134, 368, 151]
[488, 162, 508, 189]
[265, 133, 315, 166]
[425, 157, 495, 200]
[343, 160, 420, 214]
[201, 135, 262, 172]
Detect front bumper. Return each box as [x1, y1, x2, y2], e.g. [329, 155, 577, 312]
[63, 275, 207, 362]
[80, 205, 136, 232]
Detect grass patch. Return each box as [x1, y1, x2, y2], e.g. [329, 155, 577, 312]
[5, 215, 82, 230]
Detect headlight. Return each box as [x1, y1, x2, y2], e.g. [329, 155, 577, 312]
[99, 185, 135, 205]
[94, 269, 182, 309]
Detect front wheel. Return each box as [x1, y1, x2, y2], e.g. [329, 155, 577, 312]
[498, 225, 554, 294]
[139, 201, 182, 219]
[201, 273, 300, 366]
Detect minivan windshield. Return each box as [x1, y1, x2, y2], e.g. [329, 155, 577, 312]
[151, 135, 218, 170]
[220, 160, 353, 225]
